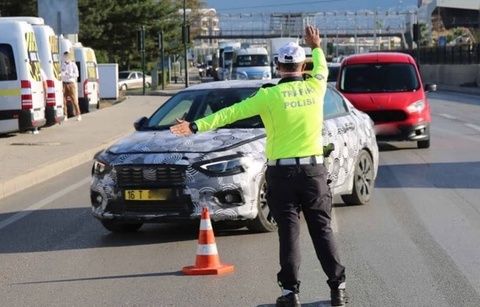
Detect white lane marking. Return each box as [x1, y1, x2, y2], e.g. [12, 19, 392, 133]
[465, 123, 480, 132]
[331, 208, 339, 233]
[437, 113, 457, 120]
[0, 177, 90, 230]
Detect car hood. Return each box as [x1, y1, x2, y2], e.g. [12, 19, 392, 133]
[106, 129, 266, 155]
[341, 91, 424, 111]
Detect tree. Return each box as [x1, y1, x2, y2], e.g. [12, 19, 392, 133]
[0, 0, 37, 17]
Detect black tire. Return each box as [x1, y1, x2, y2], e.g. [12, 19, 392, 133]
[341, 150, 375, 206]
[145, 82, 151, 88]
[247, 176, 277, 233]
[418, 138, 430, 149]
[120, 84, 127, 91]
[101, 220, 143, 233]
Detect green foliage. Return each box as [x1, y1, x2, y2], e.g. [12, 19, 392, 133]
[0, 0, 37, 16]
[452, 27, 465, 37]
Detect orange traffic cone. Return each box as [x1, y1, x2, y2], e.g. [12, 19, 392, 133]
[182, 207, 234, 275]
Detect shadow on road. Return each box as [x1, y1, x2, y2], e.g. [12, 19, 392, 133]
[0, 208, 266, 254]
[11, 270, 184, 286]
[376, 161, 480, 189]
[378, 142, 418, 151]
[257, 300, 330, 307]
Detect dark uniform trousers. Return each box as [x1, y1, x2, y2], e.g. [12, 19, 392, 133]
[266, 161, 346, 293]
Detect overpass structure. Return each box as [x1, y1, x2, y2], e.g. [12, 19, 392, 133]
[194, 9, 419, 52]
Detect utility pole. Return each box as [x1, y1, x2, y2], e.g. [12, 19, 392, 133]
[137, 26, 146, 95]
[161, 31, 165, 90]
[183, 0, 189, 88]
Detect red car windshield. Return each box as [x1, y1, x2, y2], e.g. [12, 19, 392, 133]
[340, 63, 420, 93]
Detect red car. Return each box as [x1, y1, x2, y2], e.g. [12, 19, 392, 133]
[336, 52, 436, 148]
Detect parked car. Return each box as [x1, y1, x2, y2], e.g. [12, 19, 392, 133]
[336, 52, 436, 148]
[118, 71, 152, 91]
[90, 80, 379, 233]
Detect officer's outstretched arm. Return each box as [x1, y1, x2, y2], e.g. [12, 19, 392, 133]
[195, 88, 269, 132]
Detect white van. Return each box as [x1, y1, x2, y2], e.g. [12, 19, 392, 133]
[73, 45, 99, 113]
[231, 47, 271, 80]
[0, 17, 64, 126]
[0, 20, 46, 134]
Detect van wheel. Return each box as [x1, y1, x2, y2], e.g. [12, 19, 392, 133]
[145, 82, 151, 88]
[101, 220, 143, 233]
[247, 177, 277, 233]
[341, 150, 374, 206]
[120, 84, 127, 91]
[418, 139, 430, 149]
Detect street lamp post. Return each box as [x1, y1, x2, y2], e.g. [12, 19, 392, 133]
[183, 0, 189, 88]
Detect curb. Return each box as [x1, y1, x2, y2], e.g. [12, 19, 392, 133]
[0, 129, 134, 201]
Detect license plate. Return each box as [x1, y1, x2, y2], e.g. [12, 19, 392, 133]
[125, 189, 171, 201]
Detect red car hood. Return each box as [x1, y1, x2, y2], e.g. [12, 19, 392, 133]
[342, 91, 424, 111]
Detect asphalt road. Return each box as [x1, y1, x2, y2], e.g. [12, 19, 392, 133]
[1, 91, 480, 307]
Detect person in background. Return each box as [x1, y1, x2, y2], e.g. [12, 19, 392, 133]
[61, 51, 81, 121]
[169, 26, 348, 307]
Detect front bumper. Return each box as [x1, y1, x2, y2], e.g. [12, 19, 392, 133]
[90, 168, 261, 223]
[375, 122, 430, 142]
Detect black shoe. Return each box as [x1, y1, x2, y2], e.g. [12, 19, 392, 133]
[276, 292, 300, 307]
[331, 289, 349, 306]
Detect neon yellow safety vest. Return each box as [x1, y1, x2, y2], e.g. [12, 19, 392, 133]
[195, 48, 329, 161]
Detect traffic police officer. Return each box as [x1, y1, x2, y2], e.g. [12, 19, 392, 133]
[170, 26, 347, 307]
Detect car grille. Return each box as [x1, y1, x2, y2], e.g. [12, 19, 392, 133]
[116, 165, 186, 188]
[365, 110, 408, 123]
[248, 73, 264, 80]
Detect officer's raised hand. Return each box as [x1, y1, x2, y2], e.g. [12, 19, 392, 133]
[305, 25, 321, 50]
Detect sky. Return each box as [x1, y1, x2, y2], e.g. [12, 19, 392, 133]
[204, 0, 419, 13]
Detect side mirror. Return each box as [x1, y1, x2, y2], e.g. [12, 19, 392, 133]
[134, 116, 148, 131]
[424, 83, 437, 93]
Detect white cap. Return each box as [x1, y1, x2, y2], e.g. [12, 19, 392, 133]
[277, 42, 306, 64]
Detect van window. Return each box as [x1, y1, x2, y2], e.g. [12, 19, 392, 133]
[340, 63, 420, 93]
[49, 36, 61, 81]
[0, 44, 17, 81]
[87, 61, 97, 81]
[235, 55, 269, 67]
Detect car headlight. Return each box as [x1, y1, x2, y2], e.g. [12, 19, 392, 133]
[195, 156, 250, 177]
[93, 160, 107, 175]
[262, 72, 271, 79]
[237, 72, 248, 80]
[407, 100, 425, 113]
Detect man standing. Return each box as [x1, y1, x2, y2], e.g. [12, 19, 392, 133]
[61, 51, 81, 121]
[170, 26, 347, 307]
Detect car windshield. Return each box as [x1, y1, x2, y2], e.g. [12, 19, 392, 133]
[144, 88, 264, 130]
[236, 55, 269, 67]
[328, 66, 340, 82]
[340, 63, 420, 93]
[119, 72, 130, 79]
